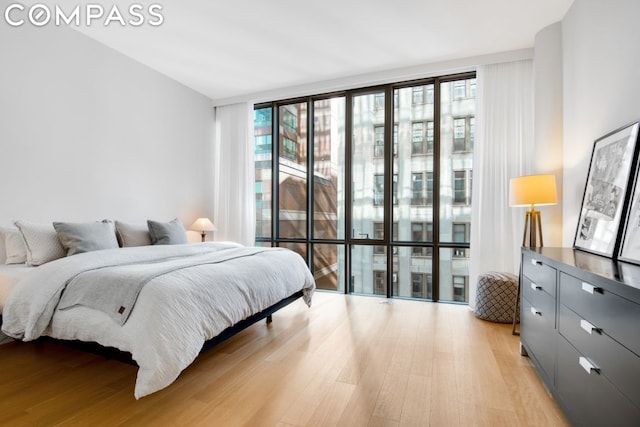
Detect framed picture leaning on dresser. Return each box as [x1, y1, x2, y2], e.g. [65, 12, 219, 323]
[574, 121, 640, 259]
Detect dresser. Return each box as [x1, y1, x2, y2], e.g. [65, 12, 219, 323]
[520, 247, 640, 426]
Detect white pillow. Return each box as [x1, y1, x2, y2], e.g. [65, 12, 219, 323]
[0, 226, 27, 264]
[14, 221, 66, 266]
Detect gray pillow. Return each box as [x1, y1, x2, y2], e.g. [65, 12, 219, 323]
[147, 218, 187, 245]
[53, 221, 119, 256]
[115, 221, 152, 247]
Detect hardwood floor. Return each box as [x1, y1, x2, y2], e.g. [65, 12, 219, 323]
[0, 292, 569, 426]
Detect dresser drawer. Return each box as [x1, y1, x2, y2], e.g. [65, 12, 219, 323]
[560, 272, 640, 356]
[521, 297, 556, 381]
[559, 304, 640, 408]
[522, 275, 556, 307]
[556, 336, 640, 427]
[522, 253, 557, 297]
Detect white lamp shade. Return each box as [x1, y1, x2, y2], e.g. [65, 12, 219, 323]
[509, 174, 558, 207]
[189, 217, 216, 231]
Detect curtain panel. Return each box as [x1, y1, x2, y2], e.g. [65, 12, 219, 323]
[469, 60, 534, 309]
[212, 103, 256, 246]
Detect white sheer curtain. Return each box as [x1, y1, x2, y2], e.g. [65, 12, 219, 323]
[212, 103, 255, 246]
[469, 60, 534, 309]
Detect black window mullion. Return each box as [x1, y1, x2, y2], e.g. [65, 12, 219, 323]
[432, 79, 441, 302]
[272, 102, 279, 246]
[345, 93, 353, 294]
[384, 86, 394, 299]
[306, 99, 314, 268]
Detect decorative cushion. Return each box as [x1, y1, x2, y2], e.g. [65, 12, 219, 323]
[14, 221, 66, 266]
[115, 221, 151, 247]
[147, 218, 187, 245]
[1, 227, 27, 264]
[53, 221, 119, 256]
[475, 272, 519, 323]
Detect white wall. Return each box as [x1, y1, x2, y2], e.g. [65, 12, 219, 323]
[533, 22, 564, 246]
[0, 25, 214, 237]
[561, 0, 640, 245]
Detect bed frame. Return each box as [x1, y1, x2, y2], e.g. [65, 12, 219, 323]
[2, 290, 305, 365]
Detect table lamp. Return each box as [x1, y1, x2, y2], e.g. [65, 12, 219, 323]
[189, 218, 216, 242]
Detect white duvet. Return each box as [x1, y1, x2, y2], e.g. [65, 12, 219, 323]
[1, 242, 315, 398]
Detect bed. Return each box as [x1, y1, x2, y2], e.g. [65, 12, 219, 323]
[0, 241, 315, 399]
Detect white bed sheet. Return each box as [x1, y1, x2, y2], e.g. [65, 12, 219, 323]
[2, 243, 315, 398]
[0, 264, 34, 315]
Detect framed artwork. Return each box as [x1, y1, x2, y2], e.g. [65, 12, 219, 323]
[619, 157, 640, 264]
[574, 122, 640, 257]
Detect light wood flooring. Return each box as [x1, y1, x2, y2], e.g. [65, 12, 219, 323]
[0, 292, 569, 426]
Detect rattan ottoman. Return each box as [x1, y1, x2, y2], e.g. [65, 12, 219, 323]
[475, 272, 519, 323]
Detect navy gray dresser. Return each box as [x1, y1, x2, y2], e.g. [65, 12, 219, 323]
[520, 247, 640, 426]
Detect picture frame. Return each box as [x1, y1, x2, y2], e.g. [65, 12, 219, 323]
[619, 154, 640, 264]
[574, 122, 640, 258]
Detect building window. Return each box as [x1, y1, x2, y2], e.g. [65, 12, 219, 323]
[453, 81, 466, 99]
[412, 122, 424, 154]
[411, 222, 433, 257]
[426, 172, 433, 204]
[255, 108, 272, 128]
[412, 87, 424, 105]
[374, 174, 384, 206]
[374, 125, 384, 157]
[374, 93, 385, 110]
[469, 79, 476, 98]
[453, 223, 469, 258]
[374, 222, 384, 254]
[411, 121, 434, 155]
[282, 137, 297, 161]
[283, 109, 297, 132]
[372, 174, 397, 207]
[374, 270, 386, 295]
[453, 116, 474, 152]
[453, 170, 471, 205]
[410, 172, 434, 205]
[412, 173, 423, 205]
[411, 273, 433, 299]
[453, 276, 467, 302]
[255, 135, 272, 155]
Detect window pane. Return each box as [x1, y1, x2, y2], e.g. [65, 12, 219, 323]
[351, 244, 386, 296]
[352, 92, 385, 241]
[440, 78, 475, 243]
[438, 247, 469, 303]
[279, 103, 308, 239]
[313, 244, 345, 292]
[393, 85, 434, 244]
[313, 97, 345, 240]
[254, 107, 273, 239]
[393, 246, 432, 300]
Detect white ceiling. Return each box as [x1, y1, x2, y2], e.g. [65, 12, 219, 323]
[70, 0, 573, 102]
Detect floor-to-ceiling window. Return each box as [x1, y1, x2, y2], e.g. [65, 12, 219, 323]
[254, 72, 475, 303]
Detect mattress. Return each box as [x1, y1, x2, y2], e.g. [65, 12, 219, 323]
[0, 264, 33, 314]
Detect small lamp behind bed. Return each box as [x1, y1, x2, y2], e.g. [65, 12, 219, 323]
[189, 218, 216, 242]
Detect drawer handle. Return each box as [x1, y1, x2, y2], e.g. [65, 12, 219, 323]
[579, 357, 600, 375]
[531, 258, 542, 266]
[581, 282, 602, 295]
[530, 282, 542, 291]
[530, 307, 542, 316]
[580, 319, 601, 335]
